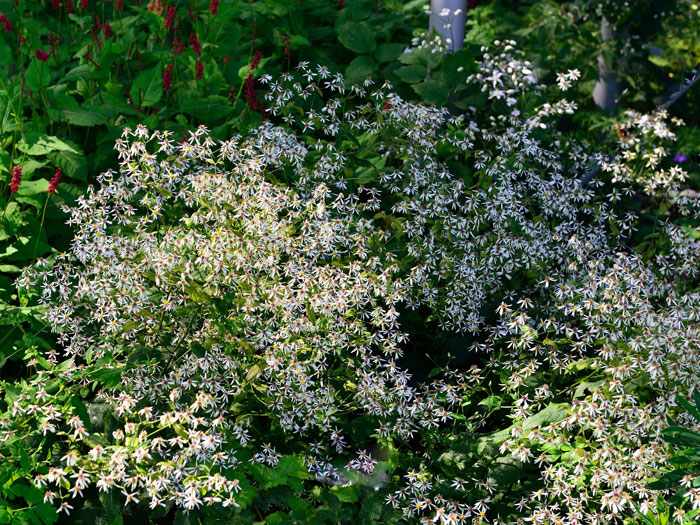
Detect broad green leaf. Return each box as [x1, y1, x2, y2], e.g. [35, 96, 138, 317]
[395, 65, 427, 84]
[130, 63, 163, 108]
[48, 147, 87, 181]
[62, 64, 92, 84]
[0, 40, 11, 65]
[330, 485, 359, 503]
[180, 96, 234, 122]
[523, 402, 570, 430]
[648, 54, 670, 67]
[443, 49, 475, 85]
[91, 366, 125, 388]
[375, 43, 405, 63]
[345, 55, 378, 83]
[59, 107, 107, 126]
[337, 22, 376, 54]
[20, 158, 48, 178]
[13, 179, 50, 211]
[0, 202, 23, 240]
[25, 59, 50, 91]
[412, 80, 449, 105]
[17, 133, 77, 156]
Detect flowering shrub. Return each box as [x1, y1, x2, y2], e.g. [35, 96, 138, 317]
[5, 122, 469, 520]
[1, 2, 699, 520]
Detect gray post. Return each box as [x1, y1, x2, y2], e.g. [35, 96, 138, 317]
[428, 0, 467, 53]
[592, 16, 620, 114]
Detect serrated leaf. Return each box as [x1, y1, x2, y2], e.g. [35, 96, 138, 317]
[375, 43, 405, 63]
[337, 22, 376, 54]
[412, 80, 449, 105]
[395, 65, 427, 84]
[345, 55, 378, 83]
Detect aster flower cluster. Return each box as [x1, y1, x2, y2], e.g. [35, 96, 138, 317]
[8, 122, 466, 516]
[260, 54, 608, 334]
[3, 40, 699, 523]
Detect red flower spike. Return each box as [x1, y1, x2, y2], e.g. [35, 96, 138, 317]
[0, 14, 13, 33]
[48, 168, 62, 194]
[189, 33, 201, 57]
[282, 32, 291, 61]
[195, 60, 203, 80]
[163, 63, 174, 91]
[172, 38, 184, 55]
[9, 165, 22, 194]
[250, 49, 262, 70]
[80, 0, 88, 7]
[164, 5, 176, 30]
[209, 0, 219, 15]
[102, 22, 113, 38]
[35, 49, 49, 62]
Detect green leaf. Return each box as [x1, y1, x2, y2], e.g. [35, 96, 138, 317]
[91, 366, 125, 388]
[47, 147, 87, 181]
[180, 96, 234, 123]
[523, 402, 570, 430]
[395, 65, 427, 84]
[21, 159, 49, 178]
[17, 133, 78, 156]
[277, 455, 311, 479]
[375, 43, 405, 63]
[130, 63, 163, 108]
[25, 60, 50, 91]
[648, 54, 670, 67]
[33, 503, 58, 524]
[443, 49, 475, 85]
[337, 22, 376, 54]
[62, 64, 92, 84]
[679, 395, 700, 422]
[60, 107, 107, 126]
[478, 395, 503, 411]
[237, 56, 273, 80]
[12, 180, 50, 212]
[411, 80, 449, 105]
[0, 40, 11, 65]
[345, 56, 378, 83]
[330, 485, 358, 503]
[0, 202, 23, 240]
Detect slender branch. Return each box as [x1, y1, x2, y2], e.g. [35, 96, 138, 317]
[662, 71, 700, 110]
